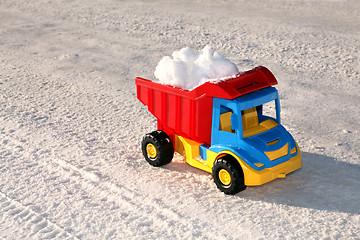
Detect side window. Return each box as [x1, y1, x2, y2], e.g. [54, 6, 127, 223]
[219, 106, 234, 133]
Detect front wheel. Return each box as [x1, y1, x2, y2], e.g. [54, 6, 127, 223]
[212, 156, 246, 195]
[141, 130, 174, 167]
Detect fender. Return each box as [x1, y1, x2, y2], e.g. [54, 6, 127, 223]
[208, 145, 262, 170]
[206, 147, 267, 186]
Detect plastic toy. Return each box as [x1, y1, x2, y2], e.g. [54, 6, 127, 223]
[135, 66, 302, 194]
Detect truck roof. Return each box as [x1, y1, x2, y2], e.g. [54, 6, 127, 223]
[190, 66, 278, 100]
[135, 66, 278, 101]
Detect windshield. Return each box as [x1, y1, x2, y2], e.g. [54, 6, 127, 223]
[241, 99, 280, 138]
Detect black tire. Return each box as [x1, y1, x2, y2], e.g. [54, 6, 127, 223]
[141, 130, 174, 167]
[212, 155, 246, 195]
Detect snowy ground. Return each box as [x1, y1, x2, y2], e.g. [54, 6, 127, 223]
[1, 0, 360, 239]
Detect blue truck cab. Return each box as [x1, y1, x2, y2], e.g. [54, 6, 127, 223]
[198, 86, 301, 192]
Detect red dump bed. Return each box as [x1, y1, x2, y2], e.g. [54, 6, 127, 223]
[136, 66, 278, 146]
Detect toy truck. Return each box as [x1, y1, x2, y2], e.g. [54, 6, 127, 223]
[135, 66, 301, 194]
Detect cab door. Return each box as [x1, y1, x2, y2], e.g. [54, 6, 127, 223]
[211, 98, 241, 146]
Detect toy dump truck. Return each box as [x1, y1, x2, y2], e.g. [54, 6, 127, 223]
[135, 66, 301, 194]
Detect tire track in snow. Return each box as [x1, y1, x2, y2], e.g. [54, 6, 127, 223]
[51, 157, 234, 239]
[0, 191, 79, 240]
[1, 115, 255, 238]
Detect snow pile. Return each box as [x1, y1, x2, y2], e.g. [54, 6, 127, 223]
[154, 45, 239, 90]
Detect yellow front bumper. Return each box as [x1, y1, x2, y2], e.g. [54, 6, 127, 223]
[243, 151, 302, 186]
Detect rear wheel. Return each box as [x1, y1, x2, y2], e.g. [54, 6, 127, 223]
[141, 130, 174, 167]
[212, 156, 246, 194]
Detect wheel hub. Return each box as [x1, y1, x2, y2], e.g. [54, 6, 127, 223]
[146, 143, 157, 158]
[219, 169, 231, 186]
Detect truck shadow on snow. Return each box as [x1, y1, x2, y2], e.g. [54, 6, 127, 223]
[240, 152, 360, 215]
[165, 152, 360, 214]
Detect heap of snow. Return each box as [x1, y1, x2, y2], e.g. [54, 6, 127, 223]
[154, 45, 239, 90]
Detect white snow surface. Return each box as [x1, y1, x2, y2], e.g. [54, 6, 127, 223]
[1, 0, 360, 239]
[154, 45, 239, 90]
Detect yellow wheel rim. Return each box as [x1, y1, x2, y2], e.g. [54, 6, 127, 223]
[146, 143, 157, 158]
[219, 169, 231, 186]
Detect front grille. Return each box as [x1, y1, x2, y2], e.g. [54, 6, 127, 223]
[264, 143, 289, 161]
